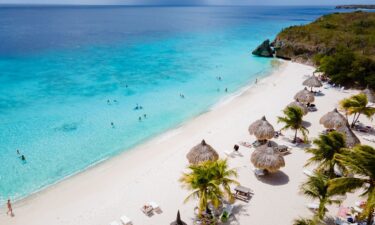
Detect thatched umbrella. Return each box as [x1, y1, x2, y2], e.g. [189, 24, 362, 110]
[170, 211, 187, 225]
[303, 75, 323, 92]
[287, 100, 308, 115]
[336, 125, 360, 148]
[248, 116, 275, 141]
[294, 87, 315, 104]
[186, 140, 219, 164]
[250, 142, 285, 173]
[362, 88, 375, 103]
[319, 108, 347, 129]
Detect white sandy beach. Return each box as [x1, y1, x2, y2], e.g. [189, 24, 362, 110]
[1, 61, 371, 225]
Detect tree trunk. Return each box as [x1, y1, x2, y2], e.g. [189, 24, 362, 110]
[351, 113, 357, 127]
[293, 129, 298, 143]
[366, 206, 374, 225]
[352, 113, 361, 127]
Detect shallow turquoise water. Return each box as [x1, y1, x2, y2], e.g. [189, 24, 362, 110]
[0, 6, 344, 202]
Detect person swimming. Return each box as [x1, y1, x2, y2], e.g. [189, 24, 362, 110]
[111, 122, 115, 128]
[225, 88, 228, 92]
[20, 155, 26, 161]
[143, 114, 147, 118]
[134, 104, 143, 110]
[107, 99, 111, 105]
[138, 116, 142, 122]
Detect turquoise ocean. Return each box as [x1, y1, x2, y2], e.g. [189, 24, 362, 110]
[0, 6, 350, 202]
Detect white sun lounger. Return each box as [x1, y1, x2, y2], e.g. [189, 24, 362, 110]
[303, 169, 314, 176]
[148, 201, 162, 213]
[109, 221, 121, 225]
[224, 150, 235, 157]
[120, 216, 132, 225]
[306, 203, 319, 211]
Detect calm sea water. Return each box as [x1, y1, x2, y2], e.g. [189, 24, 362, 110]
[0, 5, 346, 202]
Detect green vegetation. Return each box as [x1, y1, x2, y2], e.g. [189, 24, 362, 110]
[305, 132, 346, 179]
[301, 172, 341, 220]
[329, 145, 375, 224]
[277, 106, 309, 143]
[339, 93, 375, 127]
[179, 159, 238, 218]
[275, 11, 375, 89]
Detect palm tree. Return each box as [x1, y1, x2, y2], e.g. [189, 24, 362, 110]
[278, 106, 309, 143]
[329, 145, 375, 224]
[179, 159, 238, 216]
[339, 93, 375, 127]
[305, 131, 347, 178]
[210, 159, 239, 203]
[301, 172, 342, 220]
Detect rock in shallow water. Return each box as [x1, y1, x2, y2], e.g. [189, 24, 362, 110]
[252, 39, 274, 57]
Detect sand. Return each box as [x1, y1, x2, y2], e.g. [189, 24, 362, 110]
[1, 61, 371, 225]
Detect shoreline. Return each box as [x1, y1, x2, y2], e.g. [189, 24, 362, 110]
[3, 60, 280, 206]
[1, 61, 364, 225]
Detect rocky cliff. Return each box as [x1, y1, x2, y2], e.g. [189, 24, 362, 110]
[267, 11, 375, 65]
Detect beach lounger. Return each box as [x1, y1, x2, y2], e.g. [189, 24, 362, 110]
[303, 169, 314, 176]
[141, 204, 153, 216]
[120, 216, 132, 225]
[109, 221, 121, 225]
[224, 150, 235, 157]
[149, 201, 162, 213]
[238, 141, 252, 148]
[306, 203, 319, 211]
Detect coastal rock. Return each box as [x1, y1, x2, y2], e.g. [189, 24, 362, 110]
[272, 38, 332, 65]
[252, 39, 273, 57]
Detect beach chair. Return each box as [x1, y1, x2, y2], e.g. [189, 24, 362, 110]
[149, 201, 162, 214]
[109, 221, 121, 225]
[224, 150, 234, 156]
[141, 204, 153, 216]
[303, 169, 314, 176]
[306, 203, 319, 211]
[120, 216, 132, 225]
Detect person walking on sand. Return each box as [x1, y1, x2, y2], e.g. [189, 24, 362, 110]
[6, 199, 14, 217]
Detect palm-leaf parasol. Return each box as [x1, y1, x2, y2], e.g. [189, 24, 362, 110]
[170, 210, 187, 225]
[186, 140, 219, 164]
[294, 87, 315, 104]
[303, 75, 322, 92]
[336, 125, 360, 148]
[319, 108, 347, 129]
[248, 116, 275, 141]
[250, 142, 285, 172]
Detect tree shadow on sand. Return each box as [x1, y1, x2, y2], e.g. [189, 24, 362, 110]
[302, 121, 312, 128]
[227, 204, 250, 225]
[257, 170, 290, 186]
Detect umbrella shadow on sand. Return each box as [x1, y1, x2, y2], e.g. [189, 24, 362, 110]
[256, 170, 289, 186]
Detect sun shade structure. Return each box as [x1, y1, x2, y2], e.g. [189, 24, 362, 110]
[336, 125, 360, 148]
[250, 142, 285, 173]
[248, 116, 275, 141]
[362, 88, 375, 103]
[319, 108, 347, 129]
[294, 87, 315, 104]
[170, 211, 187, 225]
[287, 100, 308, 115]
[303, 75, 323, 91]
[186, 140, 219, 164]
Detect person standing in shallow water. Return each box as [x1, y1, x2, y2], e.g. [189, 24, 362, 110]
[7, 199, 14, 217]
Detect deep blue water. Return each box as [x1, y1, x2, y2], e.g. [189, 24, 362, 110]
[0, 5, 347, 202]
